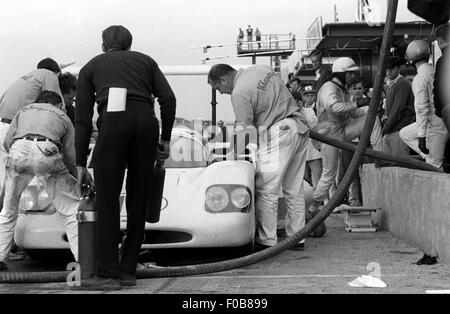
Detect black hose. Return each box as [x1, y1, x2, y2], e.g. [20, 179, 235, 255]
[0, 271, 68, 283]
[0, 0, 400, 284]
[310, 131, 441, 173]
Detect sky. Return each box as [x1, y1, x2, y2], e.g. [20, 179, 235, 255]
[0, 0, 422, 122]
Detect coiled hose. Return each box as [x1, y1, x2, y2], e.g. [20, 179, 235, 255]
[0, 0, 428, 284]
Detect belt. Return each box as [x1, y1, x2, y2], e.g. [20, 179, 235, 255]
[22, 135, 57, 145]
[0, 118, 11, 124]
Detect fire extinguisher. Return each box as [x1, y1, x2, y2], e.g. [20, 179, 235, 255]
[77, 184, 96, 279]
[146, 160, 166, 223]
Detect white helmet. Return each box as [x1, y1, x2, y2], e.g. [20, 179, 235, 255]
[405, 40, 430, 65]
[332, 57, 360, 73]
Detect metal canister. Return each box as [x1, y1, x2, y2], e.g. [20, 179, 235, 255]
[77, 184, 97, 279]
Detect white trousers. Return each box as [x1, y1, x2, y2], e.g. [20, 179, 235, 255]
[255, 118, 308, 246]
[399, 118, 449, 169]
[0, 139, 79, 261]
[0, 122, 10, 209]
[313, 115, 382, 202]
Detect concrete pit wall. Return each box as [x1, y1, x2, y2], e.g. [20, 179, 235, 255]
[360, 164, 450, 263]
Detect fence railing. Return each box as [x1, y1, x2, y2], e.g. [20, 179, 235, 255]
[237, 33, 295, 52]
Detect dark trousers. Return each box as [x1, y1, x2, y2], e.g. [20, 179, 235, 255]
[93, 102, 159, 278]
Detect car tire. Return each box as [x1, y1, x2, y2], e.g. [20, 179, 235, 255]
[230, 239, 255, 257]
[25, 249, 74, 263]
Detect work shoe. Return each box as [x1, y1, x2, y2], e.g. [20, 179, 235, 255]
[348, 200, 363, 207]
[305, 210, 327, 238]
[415, 254, 438, 265]
[288, 243, 305, 251]
[120, 272, 137, 287]
[0, 261, 7, 271]
[70, 275, 122, 291]
[308, 200, 321, 213]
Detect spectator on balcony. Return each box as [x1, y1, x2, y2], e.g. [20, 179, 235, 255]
[238, 28, 244, 48]
[255, 28, 261, 49]
[246, 25, 253, 49]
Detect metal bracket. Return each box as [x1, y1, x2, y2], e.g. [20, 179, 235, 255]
[340, 205, 381, 232]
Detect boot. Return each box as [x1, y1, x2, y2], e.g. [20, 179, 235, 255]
[305, 210, 327, 238]
[70, 275, 122, 291]
[120, 272, 137, 287]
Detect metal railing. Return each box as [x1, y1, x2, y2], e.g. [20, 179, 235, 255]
[237, 33, 295, 52]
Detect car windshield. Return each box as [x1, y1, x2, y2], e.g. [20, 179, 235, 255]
[164, 135, 208, 168]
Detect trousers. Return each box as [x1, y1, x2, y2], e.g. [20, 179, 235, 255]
[255, 118, 308, 246]
[0, 138, 79, 261]
[313, 115, 382, 202]
[382, 131, 410, 157]
[0, 122, 10, 210]
[93, 102, 159, 278]
[399, 118, 449, 169]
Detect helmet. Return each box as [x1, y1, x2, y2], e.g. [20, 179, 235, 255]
[405, 40, 430, 65]
[332, 57, 360, 73]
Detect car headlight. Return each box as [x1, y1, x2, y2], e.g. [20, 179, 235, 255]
[231, 187, 251, 209]
[205, 186, 229, 211]
[37, 189, 52, 209]
[19, 188, 36, 211]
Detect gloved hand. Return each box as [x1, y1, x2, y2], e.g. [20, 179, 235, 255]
[356, 97, 371, 108]
[157, 140, 171, 162]
[418, 137, 429, 154]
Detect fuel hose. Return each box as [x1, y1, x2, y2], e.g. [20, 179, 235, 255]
[0, 0, 426, 284]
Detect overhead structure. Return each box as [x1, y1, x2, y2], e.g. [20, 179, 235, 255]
[237, 33, 297, 70]
[295, 21, 436, 86]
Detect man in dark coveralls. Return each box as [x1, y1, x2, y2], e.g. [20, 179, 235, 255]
[74, 25, 176, 290]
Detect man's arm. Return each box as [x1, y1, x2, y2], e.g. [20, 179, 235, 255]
[3, 112, 19, 152]
[230, 92, 255, 155]
[61, 121, 77, 178]
[412, 75, 431, 138]
[382, 81, 411, 135]
[152, 62, 176, 143]
[74, 67, 95, 167]
[231, 92, 254, 128]
[322, 84, 357, 114]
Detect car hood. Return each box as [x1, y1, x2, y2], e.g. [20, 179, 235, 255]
[167, 160, 255, 190]
[121, 160, 255, 224]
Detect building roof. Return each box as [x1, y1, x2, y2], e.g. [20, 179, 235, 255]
[313, 21, 435, 57]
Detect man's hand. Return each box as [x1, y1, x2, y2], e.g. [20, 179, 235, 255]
[157, 140, 170, 162]
[356, 97, 371, 108]
[418, 137, 429, 154]
[76, 166, 95, 197]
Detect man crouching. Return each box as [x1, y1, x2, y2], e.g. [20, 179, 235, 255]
[0, 91, 78, 271]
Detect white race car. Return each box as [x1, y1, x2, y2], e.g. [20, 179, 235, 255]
[14, 126, 257, 255]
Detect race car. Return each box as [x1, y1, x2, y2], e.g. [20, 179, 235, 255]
[13, 126, 257, 254]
